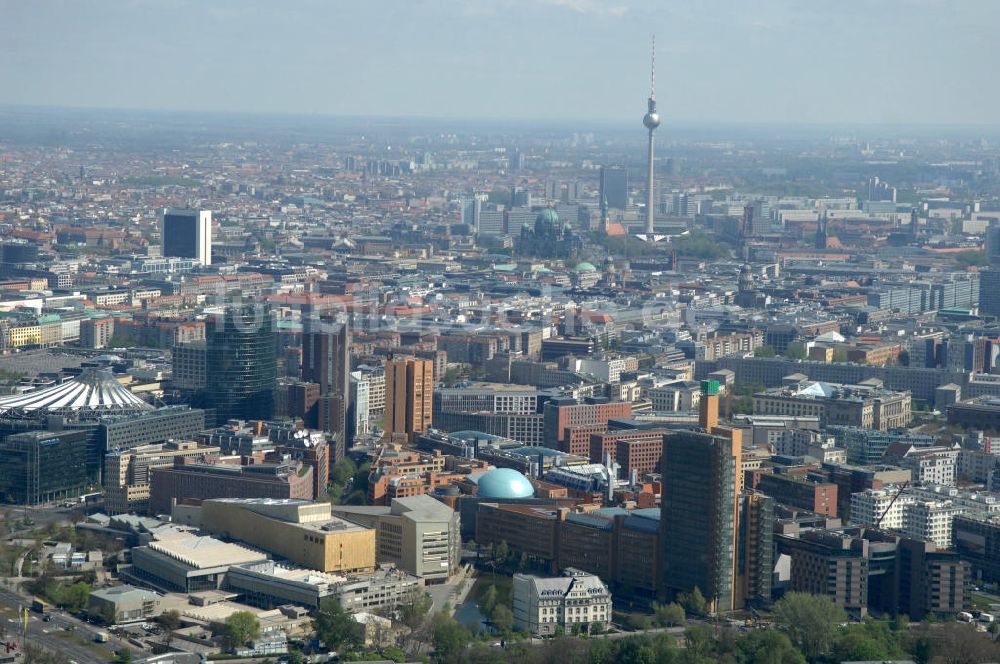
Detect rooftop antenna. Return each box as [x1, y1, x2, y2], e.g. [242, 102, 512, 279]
[650, 34, 656, 100]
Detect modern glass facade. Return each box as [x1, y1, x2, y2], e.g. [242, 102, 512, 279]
[661, 430, 738, 612]
[0, 429, 90, 504]
[206, 305, 277, 423]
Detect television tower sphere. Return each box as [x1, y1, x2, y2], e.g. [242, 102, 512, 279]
[643, 106, 661, 130]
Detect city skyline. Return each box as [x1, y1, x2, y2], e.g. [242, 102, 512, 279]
[3, 0, 1000, 127]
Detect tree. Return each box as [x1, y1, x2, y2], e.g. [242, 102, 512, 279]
[678, 587, 707, 617]
[431, 612, 471, 663]
[398, 587, 432, 631]
[910, 635, 934, 664]
[494, 540, 510, 566]
[734, 395, 755, 414]
[736, 629, 805, 664]
[60, 581, 91, 613]
[285, 650, 304, 664]
[159, 609, 181, 647]
[479, 584, 498, 616]
[330, 457, 357, 485]
[754, 346, 776, 358]
[112, 649, 132, 664]
[785, 343, 807, 360]
[652, 601, 686, 627]
[223, 611, 260, 650]
[833, 630, 891, 663]
[490, 604, 514, 636]
[772, 592, 846, 660]
[924, 621, 1000, 664]
[344, 489, 367, 505]
[683, 625, 716, 659]
[313, 599, 361, 653]
[99, 604, 117, 626]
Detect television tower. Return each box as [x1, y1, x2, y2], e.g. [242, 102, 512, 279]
[642, 36, 661, 236]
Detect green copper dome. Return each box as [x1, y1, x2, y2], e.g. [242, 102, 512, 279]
[535, 208, 559, 225]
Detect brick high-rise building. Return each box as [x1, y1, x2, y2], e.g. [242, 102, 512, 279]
[384, 356, 434, 444]
[302, 319, 350, 445]
[285, 381, 321, 428]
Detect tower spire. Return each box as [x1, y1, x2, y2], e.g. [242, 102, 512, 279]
[650, 34, 656, 100]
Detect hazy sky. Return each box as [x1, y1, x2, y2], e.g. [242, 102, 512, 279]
[3, 0, 998, 126]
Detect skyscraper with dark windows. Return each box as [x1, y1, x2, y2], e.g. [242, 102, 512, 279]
[302, 318, 351, 447]
[162, 208, 212, 266]
[660, 430, 741, 613]
[599, 166, 629, 211]
[206, 305, 277, 424]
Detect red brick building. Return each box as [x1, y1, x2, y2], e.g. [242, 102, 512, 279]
[149, 456, 314, 515]
[754, 471, 839, 517]
[543, 399, 632, 452]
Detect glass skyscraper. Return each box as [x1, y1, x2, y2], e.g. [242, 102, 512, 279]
[661, 430, 739, 613]
[206, 305, 278, 423]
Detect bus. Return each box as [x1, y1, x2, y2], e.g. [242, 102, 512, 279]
[94, 632, 109, 643]
[31, 598, 50, 615]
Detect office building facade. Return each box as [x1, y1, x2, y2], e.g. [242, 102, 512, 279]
[599, 166, 628, 210]
[660, 431, 740, 612]
[302, 319, 351, 442]
[333, 494, 460, 583]
[384, 356, 433, 443]
[205, 305, 278, 423]
[0, 429, 90, 505]
[161, 208, 212, 266]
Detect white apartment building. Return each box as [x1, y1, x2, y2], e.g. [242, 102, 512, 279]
[893, 447, 959, 486]
[575, 356, 639, 384]
[850, 487, 915, 530]
[512, 568, 612, 637]
[649, 380, 701, 412]
[909, 484, 1000, 517]
[904, 500, 961, 548]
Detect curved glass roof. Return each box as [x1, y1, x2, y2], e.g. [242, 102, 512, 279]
[0, 368, 153, 419]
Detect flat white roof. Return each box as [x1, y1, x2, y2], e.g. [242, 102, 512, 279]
[148, 536, 265, 569]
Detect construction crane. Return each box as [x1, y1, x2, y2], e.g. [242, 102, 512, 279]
[874, 481, 910, 529]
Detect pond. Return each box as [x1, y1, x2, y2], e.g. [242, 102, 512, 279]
[454, 575, 512, 635]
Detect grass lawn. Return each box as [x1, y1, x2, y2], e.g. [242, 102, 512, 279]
[971, 594, 995, 612]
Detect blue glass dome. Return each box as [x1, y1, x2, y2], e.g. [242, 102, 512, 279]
[476, 468, 534, 499]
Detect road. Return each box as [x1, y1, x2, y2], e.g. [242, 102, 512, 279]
[0, 584, 140, 663]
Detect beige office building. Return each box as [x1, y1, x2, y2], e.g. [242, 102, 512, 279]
[333, 494, 459, 583]
[198, 498, 375, 574]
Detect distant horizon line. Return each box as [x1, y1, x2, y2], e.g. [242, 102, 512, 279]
[2, 103, 1000, 134]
